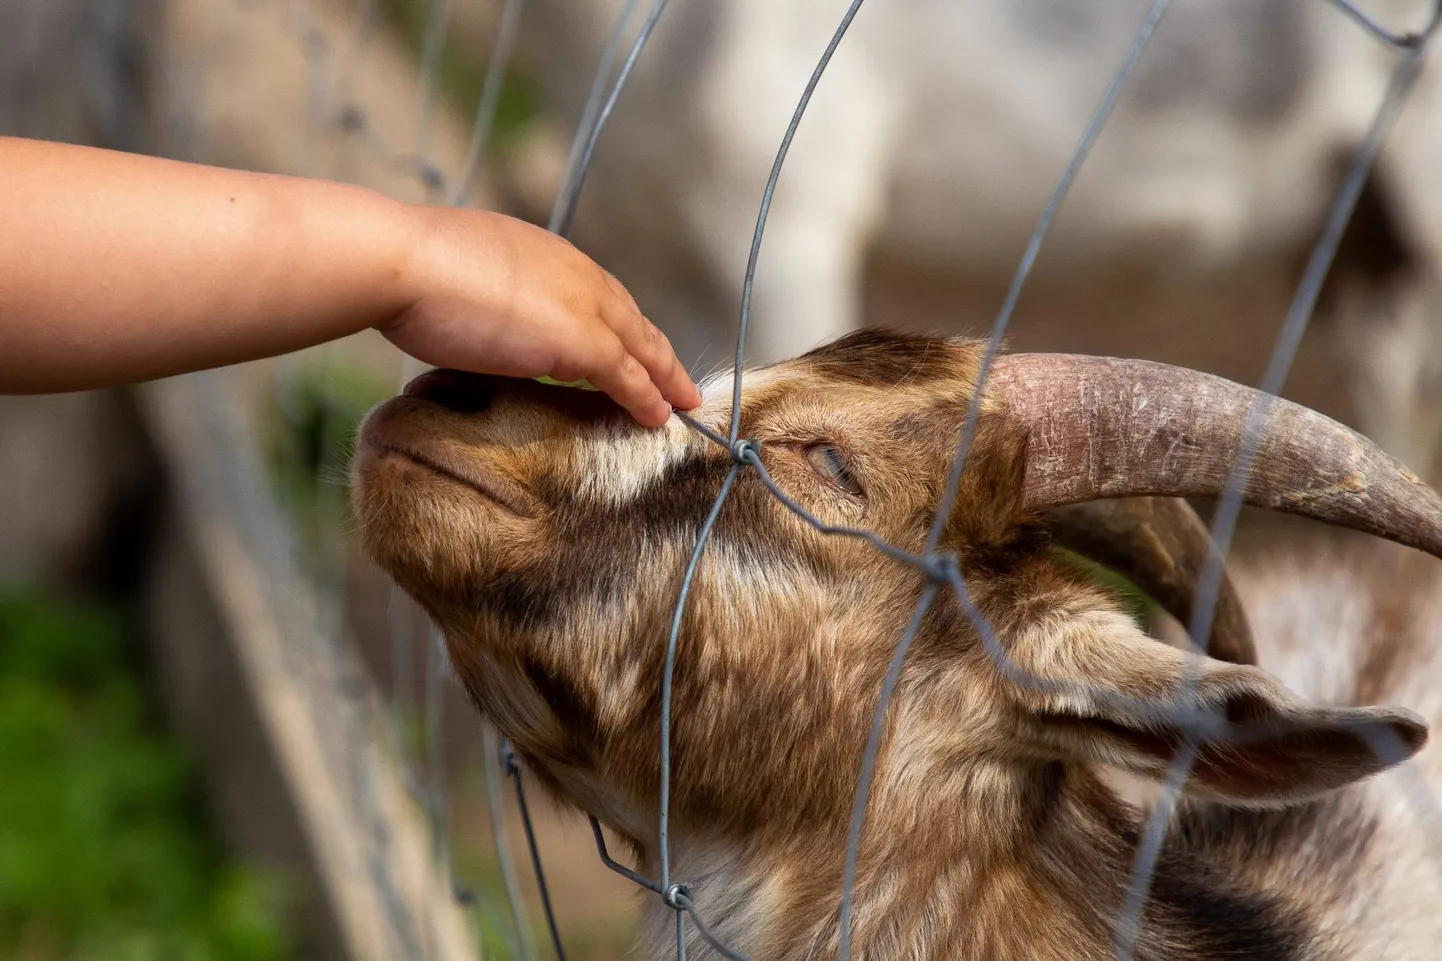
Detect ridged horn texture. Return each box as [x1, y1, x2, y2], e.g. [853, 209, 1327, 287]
[990, 354, 1442, 560]
[1046, 498, 1256, 666]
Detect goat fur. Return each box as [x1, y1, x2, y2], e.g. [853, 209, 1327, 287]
[353, 330, 1442, 959]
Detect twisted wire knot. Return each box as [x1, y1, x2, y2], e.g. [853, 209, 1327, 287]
[920, 551, 959, 584]
[663, 883, 692, 911]
[730, 438, 759, 466]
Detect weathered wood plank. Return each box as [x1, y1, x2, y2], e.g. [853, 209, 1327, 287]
[139, 372, 478, 961]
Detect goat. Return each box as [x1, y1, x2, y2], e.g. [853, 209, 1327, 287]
[505, 0, 1442, 474]
[353, 329, 1442, 959]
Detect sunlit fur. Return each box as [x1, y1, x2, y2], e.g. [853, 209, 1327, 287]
[352, 329, 1438, 960]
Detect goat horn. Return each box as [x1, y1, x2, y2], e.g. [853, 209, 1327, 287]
[990, 354, 1442, 558]
[1046, 498, 1256, 665]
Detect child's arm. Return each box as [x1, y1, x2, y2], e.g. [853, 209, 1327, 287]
[0, 136, 699, 427]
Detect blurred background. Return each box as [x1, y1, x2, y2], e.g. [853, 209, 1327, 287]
[2, 0, 1440, 959]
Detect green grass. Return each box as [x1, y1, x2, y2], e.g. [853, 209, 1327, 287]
[0, 590, 293, 960]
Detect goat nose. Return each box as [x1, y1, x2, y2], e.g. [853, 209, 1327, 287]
[403, 369, 496, 414]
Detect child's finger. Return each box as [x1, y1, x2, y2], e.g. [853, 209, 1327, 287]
[661, 348, 702, 411]
[601, 292, 701, 411]
[582, 335, 673, 428]
[639, 322, 702, 411]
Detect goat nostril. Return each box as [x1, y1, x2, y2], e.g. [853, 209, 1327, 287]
[403, 369, 496, 415]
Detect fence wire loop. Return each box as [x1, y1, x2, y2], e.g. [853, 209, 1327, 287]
[590, 815, 665, 894]
[672, 891, 751, 961]
[919, 551, 958, 585]
[662, 883, 691, 911]
[728, 438, 759, 465]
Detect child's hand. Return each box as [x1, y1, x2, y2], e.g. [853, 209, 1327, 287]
[383, 209, 700, 428]
[0, 137, 701, 421]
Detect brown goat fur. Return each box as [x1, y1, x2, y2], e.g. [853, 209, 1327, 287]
[352, 329, 1436, 959]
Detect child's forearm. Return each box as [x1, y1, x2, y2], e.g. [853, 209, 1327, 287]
[0, 136, 419, 392]
[0, 137, 699, 425]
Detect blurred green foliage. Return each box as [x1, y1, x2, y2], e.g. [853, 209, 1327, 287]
[0, 590, 292, 960]
[1055, 548, 1156, 624]
[268, 360, 389, 496]
[379, 0, 541, 146]
[266, 360, 392, 571]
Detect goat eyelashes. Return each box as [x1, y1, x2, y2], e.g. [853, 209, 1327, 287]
[353, 330, 1442, 960]
[800, 443, 863, 497]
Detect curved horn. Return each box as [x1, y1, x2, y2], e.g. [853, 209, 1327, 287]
[1046, 498, 1256, 665]
[990, 354, 1442, 559]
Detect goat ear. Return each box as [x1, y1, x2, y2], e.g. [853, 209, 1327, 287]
[1008, 613, 1427, 805]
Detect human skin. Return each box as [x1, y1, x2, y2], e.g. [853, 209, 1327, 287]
[0, 136, 699, 427]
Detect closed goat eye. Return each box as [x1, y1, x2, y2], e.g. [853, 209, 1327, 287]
[804, 443, 863, 496]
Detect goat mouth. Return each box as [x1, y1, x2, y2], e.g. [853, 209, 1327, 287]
[377, 444, 536, 519]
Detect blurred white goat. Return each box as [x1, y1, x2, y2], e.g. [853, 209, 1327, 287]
[507, 0, 1442, 473]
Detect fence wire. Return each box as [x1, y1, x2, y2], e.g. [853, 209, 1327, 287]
[250, 0, 1442, 957]
[28, 0, 1442, 958]
[505, 1, 1442, 960]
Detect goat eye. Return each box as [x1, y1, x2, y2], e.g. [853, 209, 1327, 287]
[804, 444, 863, 496]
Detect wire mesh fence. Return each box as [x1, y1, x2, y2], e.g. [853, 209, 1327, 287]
[494, 2, 1442, 958]
[9, 0, 1442, 958]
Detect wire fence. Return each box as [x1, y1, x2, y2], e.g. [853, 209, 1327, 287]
[165, 0, 1442, 957]
[512, 2, 1442, 959]
[13, 0, 1442, 958]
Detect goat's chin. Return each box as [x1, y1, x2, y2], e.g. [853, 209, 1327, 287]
[351, 453, 508, 604]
